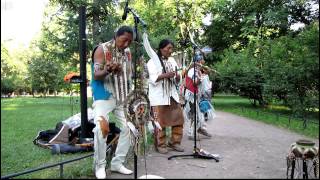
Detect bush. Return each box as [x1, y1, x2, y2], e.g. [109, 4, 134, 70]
[215, 21, 319, 116]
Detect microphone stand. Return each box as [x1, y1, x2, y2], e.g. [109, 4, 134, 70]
[168, 43, 219, 162]
[126, 6, 147, 179]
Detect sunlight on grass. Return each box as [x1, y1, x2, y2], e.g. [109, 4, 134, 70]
[307, 107, 319, 112]
[2, 107, 18, 111]
[268, 105, 291, 111]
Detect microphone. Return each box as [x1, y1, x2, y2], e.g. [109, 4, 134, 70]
[122, 0, 129, 20]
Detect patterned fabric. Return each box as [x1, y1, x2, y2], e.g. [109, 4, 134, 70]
[161, 58, 175, 100]
[91, 39, 133, 105]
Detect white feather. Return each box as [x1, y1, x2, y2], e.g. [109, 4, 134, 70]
[142, 33, 162, 72]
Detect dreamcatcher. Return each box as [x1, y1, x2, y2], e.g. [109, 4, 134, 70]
[123, 33, 153, 159]
[121, 5, 165, 176]
[123, 89, 150, 155]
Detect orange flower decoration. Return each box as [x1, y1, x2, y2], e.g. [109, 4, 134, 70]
[64, 72, 80, 83]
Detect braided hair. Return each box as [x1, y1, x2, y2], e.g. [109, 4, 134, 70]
[157, 39, 175, 98]
[157, 39, 175, 73]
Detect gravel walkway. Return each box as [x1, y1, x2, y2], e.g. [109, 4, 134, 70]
[109, 110, 319, 179]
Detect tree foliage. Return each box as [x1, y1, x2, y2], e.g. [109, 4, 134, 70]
[1, 43, 30, 95]
[204, 0, 319, 61]
[215, 46, 266, 106]
[1, 43, 15, 95]
[130, 0, 210, 50]
[21, 0, 121, 95]
[215, 20, 319, 115]
[260, 21, 319, 116]
[2, 0, 319, 117]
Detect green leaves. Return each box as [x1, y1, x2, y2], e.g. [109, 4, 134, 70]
[1, 43, 31, 95]
[216, 21, 319, 115]
[27, 56, 61, 96]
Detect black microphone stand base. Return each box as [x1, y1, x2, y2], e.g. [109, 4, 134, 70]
[167, 44, 220, 163]
[168, 147, 219, 162]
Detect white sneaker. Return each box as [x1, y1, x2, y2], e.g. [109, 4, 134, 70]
[111, 165, 133, 175]
[95, 166, 106, 179]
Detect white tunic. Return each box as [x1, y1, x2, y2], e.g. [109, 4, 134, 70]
[200, 74, 212, 92]
[147, 57, 180, 106]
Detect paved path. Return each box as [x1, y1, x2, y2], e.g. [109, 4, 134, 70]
[109, 111, 319, 179]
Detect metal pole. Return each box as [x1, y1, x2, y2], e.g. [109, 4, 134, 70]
[134, 153, 138, 179]
[1, 153, 94, 179]
[303, 159, 308, 179]
[193, 46, 197, 151]
[79, 5, 89, 139]
[133, 15, 139, 180]
[59, 164, 63, 179]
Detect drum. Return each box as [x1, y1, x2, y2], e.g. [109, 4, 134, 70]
[290, 139, 318, 159]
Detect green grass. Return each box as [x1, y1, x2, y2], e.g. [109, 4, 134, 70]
[1, 95, 318, 178]
[1, 96, 95, 179]
[213, 93, 319, 139]
[1, 96, 153, 179]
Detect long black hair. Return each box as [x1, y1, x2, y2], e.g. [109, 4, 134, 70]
[157, 39, 175, 73]
[115, 26, 133, 37]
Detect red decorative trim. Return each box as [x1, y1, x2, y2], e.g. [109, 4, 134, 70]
[105, 51, 112, 62]
[185, 76, 198, 93]
[126, 51, 131, 61]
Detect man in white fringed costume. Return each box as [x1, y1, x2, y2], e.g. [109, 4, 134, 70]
[91, 26, 134, 179]
[184, 50, 213, 140]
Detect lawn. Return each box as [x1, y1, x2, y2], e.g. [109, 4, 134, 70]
[1, 96, 95, 178]
[212, 93, 319, 138]
[1, 94, 318, 178]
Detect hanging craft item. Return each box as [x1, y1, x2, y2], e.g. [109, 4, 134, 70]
[124, 89, 150, 156]
[63, 72, 81, 83]
[123, 89, 150, 130]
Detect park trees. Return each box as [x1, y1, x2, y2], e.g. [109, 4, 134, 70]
[207, 0, 319, 116]
[130, 0, 210, 50]
[24, 0, 120, 95]
[1, 43, 30, 96]
[1, 43, 15, 95]
[2, 0, 318, 117]
[260, 21, 319, 116]
[216, 20, 319, 113]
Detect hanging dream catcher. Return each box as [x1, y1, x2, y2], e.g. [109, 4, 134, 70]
[123, 90, 150, 136]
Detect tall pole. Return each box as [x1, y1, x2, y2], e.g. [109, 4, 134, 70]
[192, 46, 197, 151]
[133, 15, 139, 180]
[79, 5, 89, 139]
